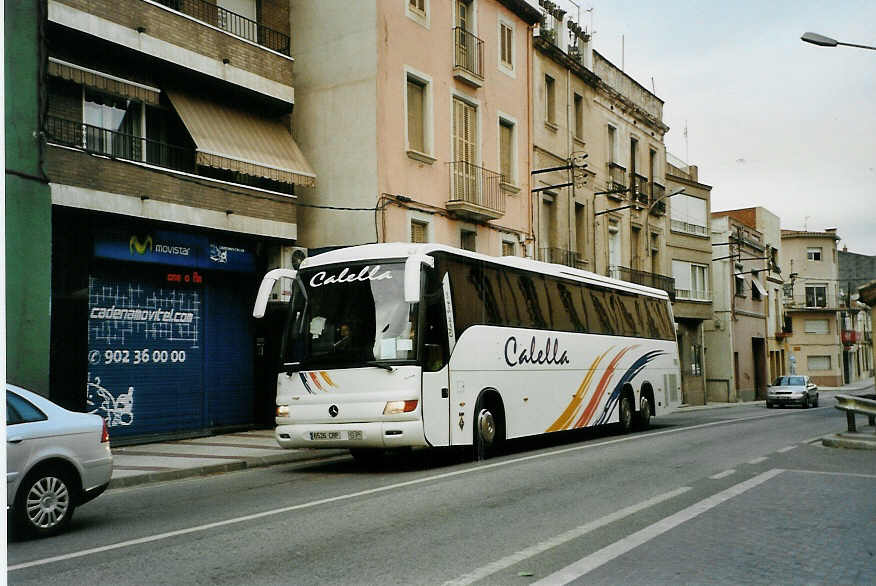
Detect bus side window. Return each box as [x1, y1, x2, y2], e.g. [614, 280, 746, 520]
[500, 269, 524, 328]
[482, 263, 506, 326]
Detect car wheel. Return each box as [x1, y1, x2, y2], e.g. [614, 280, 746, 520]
[618, 394, 634, 434]
[635, 394, 652, 430]
[813, 394, 819, 407]
[802, 395, 809, 409]
[766, 401, 773, 409]
[14, 467, 77, 538]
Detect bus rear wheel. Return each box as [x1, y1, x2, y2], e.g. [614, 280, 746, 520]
[618, 394, 634, 434]
[635, 394, 652, 430]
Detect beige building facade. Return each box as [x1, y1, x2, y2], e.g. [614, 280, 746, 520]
[665, 160, 712, 404]
[528, 2, 673, 299]
[704, 215, 769, 402]
[780, 229, 848, 386]
[291, 0, 540, 255]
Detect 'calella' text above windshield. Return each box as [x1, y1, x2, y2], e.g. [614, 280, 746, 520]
[309, 265, 393, 288]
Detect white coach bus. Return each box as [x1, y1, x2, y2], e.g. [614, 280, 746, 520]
[253, 243, 681, 461]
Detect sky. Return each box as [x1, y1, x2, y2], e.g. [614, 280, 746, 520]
[551, 0, 876, 255]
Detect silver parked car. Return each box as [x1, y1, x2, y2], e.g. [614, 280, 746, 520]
[6, 384, 113, 538]
[766, 376, 819, 409]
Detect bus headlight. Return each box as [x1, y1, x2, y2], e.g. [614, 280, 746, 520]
[277, 405, 290, 417]
[383, 400, 418, 415]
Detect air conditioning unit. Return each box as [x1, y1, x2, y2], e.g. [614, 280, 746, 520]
[267, 245, 307, 301]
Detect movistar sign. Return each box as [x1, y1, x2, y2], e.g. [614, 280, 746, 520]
[95, 228, 254, 272]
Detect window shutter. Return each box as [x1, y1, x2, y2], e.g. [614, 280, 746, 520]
[411, 221, 427, 243]
[500, 121, 513, 181]
[407, 79, 424, 152]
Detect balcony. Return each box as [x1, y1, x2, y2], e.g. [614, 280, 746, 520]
[650, 199, 667, 216]
[670, 219, 708, 237]
[446, 161, 505, 221]
[631, 173, 648, 206]
[453, 27, 484, 87]
[610, 266, 676, 301]
[538, 247, 576, 268]
[675, 288, 711, 302]
[44, 116, 294, 194]
[155, 0, 290, 55]
[607, 163, 627, 199]
[842, 330, 859, 345]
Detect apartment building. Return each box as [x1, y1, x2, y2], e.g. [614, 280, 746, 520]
[704, 214, 769, 402]
[665, 159, 712, 404]
[529, 1, 674, 300]
[290, 0, 540, 255]
[839, 247, 875, 378]
[715, 207, 787, 384]
[39, 0, 314, 439]
[781, 229, 864, 386]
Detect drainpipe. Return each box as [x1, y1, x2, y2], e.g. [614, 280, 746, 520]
[527, 25, 535, 256]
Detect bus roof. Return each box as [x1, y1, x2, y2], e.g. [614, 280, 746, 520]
[299, 243, 670, 301]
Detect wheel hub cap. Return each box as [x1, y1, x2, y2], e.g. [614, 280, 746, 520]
[26, 476, 69, 529]
[478, 410, 496, 443]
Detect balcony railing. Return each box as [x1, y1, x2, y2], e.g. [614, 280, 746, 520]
[631, 173, 648, 202]
[453, 27, 484, 81]
[670, 219, 708, 237]
[155, 0, 290, 55]
[650, 199, 667, 216]
[446, 160, 504, 220]
[652, 182, 665, 201]
[675, 288, 711, 302]
[610, 266, 676, 301]
[45, 116, 195, 172]
[538, 247, 576, 268]
[608, 162, 627, 196]
[44, 116, 293, 194]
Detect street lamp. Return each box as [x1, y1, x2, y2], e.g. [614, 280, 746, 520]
[801, 32, 876, 51]
[644, 187, 685, 274]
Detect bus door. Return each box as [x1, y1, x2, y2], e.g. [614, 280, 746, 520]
[420, 270, 453, 447]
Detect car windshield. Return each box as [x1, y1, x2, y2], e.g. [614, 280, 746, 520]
[773, 376, 805, 386]
[281, 261, 418, 370]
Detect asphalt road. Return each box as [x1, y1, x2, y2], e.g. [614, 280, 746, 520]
[8, 388, 876, 585]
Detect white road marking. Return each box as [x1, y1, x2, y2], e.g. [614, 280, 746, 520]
[709, 469, 735, 479]
[788, 469, 876, 480]
[443, 487, 691, 586]
[7, 412, 800, 571]
[777, 445, 797, 453]
[531, 469, 785, 585]
[748, 457, 768, 465]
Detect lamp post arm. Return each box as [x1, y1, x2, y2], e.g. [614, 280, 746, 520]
[837, 41, 876, 51]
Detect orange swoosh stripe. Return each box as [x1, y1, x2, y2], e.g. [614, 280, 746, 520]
[308, 371, 324, 391]
[320, 371, 337, 388]
[574, 346, 635, 428]
[546, 349, 610, 432]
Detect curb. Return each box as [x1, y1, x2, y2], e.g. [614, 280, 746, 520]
[108, 449, 350, 489]
[821, 433, 876, 451]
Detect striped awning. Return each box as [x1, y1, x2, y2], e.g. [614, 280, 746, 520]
[48, 58, 161, 105]
[167, 91, 316, 188]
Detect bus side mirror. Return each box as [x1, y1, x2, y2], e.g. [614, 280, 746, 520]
[404, 254, 435, 303]
[253, 268, 298, 318]
[424, 343, 444, 372]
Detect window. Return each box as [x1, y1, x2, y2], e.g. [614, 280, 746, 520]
[669, 194, 708, 236]
[670, 261, 709, 301]
[500, 22, 513, 69]
[499, 118, 514, 184]
[808, 355, 831, 371]
[735, 275, 746, 297]
[411, 220, 428, 243]
[807, 247, 822, 261]
[545, 75, 556, 125]
[502, 240, 515, 256]
[573, 93, 583, 139]
[608, 125, 618, 163]
[461, 229, 477, 252]
[406, 0, 429, 25]
[805, 285, 827, 308]
[804, 319, 829, 334]
[6, 392, 48, 425]
[452, 96, 477, 200]
[406, 77, 426, 153]
[84, 89, 142, 160]
[409, 0, 424, 13]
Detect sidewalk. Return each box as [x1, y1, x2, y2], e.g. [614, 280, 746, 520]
[109, 380, 875, 490]
[109, 430, 348, 489]
[678, 379, 874, 411]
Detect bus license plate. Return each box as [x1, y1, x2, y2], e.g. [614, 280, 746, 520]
[310, 431, 341, 440]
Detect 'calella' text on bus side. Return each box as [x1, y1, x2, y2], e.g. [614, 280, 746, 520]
[504, 336, 570, 367]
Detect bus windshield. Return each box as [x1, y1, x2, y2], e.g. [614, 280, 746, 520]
[282, 261, 418, 370]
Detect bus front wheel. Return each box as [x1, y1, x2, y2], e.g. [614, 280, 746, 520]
[473, 398, 504, 461]
[636, 394, 652, 430]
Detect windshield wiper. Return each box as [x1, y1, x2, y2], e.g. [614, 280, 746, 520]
[366, 360, 396, 372]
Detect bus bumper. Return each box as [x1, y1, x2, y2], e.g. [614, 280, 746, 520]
[275, 420, 428, 449]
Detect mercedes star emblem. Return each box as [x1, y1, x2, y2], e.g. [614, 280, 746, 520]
[329, 405, 339, 418]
